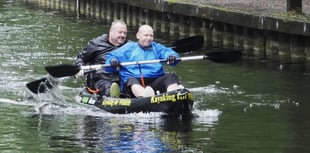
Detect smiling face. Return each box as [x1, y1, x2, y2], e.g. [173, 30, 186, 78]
[109, 21, 127, 47]
[136, 25, 154, 47]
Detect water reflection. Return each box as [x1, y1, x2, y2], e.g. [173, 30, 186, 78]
[25, 112, 207, 152]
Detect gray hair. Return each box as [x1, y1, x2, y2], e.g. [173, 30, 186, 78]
[111, 20, 126, 27]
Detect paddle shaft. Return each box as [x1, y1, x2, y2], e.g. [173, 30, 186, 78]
[45, 49, 241, 78]
[80, 55, 207, 71]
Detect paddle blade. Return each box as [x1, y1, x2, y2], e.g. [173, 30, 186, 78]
[45, 64, 79, 77]
[26, 78, 53, 94]
[172, 35, 204, 52]
[206, 50, 242, 63]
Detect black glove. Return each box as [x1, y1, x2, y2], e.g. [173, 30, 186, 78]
[167, 55, 177, 64]
[110, 58, 120, 68]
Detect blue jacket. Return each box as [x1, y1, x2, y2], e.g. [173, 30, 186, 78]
[105, 41, 180, 90]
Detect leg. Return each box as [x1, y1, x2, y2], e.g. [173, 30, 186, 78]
[131, 84, 145, 97]
[131, 85, 155, 97]
[124, 77, 142, 97]
[92, 72, 120, 96]
[94, 79, 113, 96]
[167, 83, 179, 92]
[125, 77, 155, 97]
[152, 73, 182, 93]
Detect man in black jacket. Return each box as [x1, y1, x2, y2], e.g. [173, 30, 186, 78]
[75, 20, 128, 97]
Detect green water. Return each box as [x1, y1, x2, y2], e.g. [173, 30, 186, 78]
[1, 0, 310, 152]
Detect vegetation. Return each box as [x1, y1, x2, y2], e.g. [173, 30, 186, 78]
[272, 10, 310, 22]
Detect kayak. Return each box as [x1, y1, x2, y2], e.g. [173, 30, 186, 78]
[78, 88, 194, 115]
[25, 76, 194, 115]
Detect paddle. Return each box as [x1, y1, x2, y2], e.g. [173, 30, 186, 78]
[45, 50, 241, 78]
[171, 35, 204, 52]
[206, 49, 242, 63]
[26, 77, 54, 94]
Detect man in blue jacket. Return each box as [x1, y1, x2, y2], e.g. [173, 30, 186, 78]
[75, 20, 128, 97]
[106, 25, 184, 97]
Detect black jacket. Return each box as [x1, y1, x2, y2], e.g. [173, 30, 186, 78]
[77, 34, 124, 66]
[76, 34, 128, 83]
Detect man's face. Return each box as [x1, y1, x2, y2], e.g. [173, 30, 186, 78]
[137, 27, 153, 47]
[109, 23, 127, 46]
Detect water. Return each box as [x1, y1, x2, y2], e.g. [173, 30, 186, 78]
[1, 0, 310, 152]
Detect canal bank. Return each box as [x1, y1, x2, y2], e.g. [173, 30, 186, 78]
[22, 0, 310, 61]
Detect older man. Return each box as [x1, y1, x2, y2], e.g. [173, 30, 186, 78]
[106, 25, 184, 97]
[75, 20, 128, 97]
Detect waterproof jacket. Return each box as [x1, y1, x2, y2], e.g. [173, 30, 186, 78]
[105, 41, 180, 90]
[76, 34, 129, 66]
[76, 34, 128, 82]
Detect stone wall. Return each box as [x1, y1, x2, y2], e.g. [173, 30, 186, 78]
[22, 0, 310, 61]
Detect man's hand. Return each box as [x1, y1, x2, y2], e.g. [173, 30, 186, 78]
[167, 55, 177, 64]
[110, 58, 120, 68]
[74, 69, 84, 78]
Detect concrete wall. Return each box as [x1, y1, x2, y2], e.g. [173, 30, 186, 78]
[22, 0, 310, 61]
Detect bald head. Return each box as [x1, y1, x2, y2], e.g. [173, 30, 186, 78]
[137, 25, 153, 34]
[136, 25, 154, 47]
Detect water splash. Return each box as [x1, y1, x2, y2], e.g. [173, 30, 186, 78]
[189, 85, 233, 94]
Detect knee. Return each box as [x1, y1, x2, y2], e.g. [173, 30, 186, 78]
[165, 73, 180, 83]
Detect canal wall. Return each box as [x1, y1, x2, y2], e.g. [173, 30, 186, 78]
[22, 0, 310, 61]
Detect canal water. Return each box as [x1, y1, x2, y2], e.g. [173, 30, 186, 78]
[1, 0, 310, 152]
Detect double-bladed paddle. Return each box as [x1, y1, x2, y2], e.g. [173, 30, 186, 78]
[45, 50, 241, 78]
[45, 56, 208, 78]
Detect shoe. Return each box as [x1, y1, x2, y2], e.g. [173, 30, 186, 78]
[143, 86, 155, 97]
[110, 82, 120, 98]
[178, 84, 184, 90]
[178, 84, 185, 89]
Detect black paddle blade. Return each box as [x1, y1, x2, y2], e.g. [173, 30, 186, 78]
[26, 78, 53, 94]
[206, 50, 242, 63]
[45, 64, 80, 78]
[172, 35, 204, 52]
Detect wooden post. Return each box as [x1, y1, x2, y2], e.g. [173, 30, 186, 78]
[204, 20, 213, 48]
[170, 14, 179, 37]
[287, 0, 302, 13]
[233, 25, 244, 51]
[290, 35, 306, 60]
[243, 27, 254, 56]
[76, 0, 80, 18]
[223, 24, 234, 49]
[253, 29, 265, 58]
[306, 37, 310, 60]
[179, 15, 190, 36]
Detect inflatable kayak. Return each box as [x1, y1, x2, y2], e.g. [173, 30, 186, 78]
[78, 88, 194, 115]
